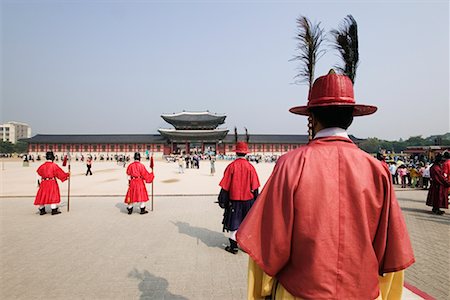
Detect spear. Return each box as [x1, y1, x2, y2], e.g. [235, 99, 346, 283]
[150, 154, 154, 211]
[63, 152, 71, 212]
[291, 16, 326, 140]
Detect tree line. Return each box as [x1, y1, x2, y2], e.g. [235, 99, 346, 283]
[358, 134, 450, 154]
[0, 141, 28, 154]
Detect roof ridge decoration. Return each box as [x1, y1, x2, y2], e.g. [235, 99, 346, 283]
[161, 111, 226, 117]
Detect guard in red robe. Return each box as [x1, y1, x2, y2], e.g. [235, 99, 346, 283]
[34, 151, 70, 215]
[218, 141, 260, 254]
[426, 153, 450, 215]
[237, 71, 415, 299]
[124, 152, 154, 215]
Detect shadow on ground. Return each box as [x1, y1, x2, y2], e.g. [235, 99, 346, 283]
[401, 207, 450, 225]
[128, 268, 187, 300]
[115, 202, 128, 214]
[171, 221, 226, 248]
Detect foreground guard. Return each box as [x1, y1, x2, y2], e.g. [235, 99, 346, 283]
[237, 71, 415, 299]
[218, 141, 260, 254]
[124, 152, 154, 214]
[34, 151, 70, 215]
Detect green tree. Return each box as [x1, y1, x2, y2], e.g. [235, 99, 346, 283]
[359, 138, 381, 153]
[14, 141, 28, 153]
[0, 141, 15, 154]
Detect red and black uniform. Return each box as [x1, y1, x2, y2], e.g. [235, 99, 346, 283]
[34, 161, 69, 206]
[125, 161, 154, 204]
[219, 157, 260, 232]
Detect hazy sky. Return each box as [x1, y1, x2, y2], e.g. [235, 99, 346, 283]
[1, 0, 449, 140]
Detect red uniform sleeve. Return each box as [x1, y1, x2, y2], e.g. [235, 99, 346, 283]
[138, 163, 154, 183]
[219, 164, 233, 191]
[237, 155, 296, 276]
[54, 164, 69, 182]
[443, 161, 450, 178]
[144, 172, 154, 183]
[372, 168, 415, 274]
[431, 165, 450, 187]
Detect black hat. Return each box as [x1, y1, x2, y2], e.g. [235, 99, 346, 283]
[46, 151, 55, 161]
[435, 153, 443, 163]
[134, 152, 141, 161]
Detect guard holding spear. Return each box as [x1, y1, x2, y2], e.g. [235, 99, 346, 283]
[124, 152, 155, 215]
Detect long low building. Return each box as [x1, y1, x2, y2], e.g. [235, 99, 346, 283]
[24, 111, 364, 157]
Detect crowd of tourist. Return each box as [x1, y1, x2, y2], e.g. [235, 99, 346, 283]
[387, 160, 431, 189]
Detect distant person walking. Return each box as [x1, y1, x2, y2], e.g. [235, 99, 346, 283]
[177, 155, 184, 174]
[86, 156, 93, 176]
[426, 153, 450, 215]
[34, 151, 70, 215]
[125, 153, 154, 215]
[218, 141, 260, 254]
[210, 155, 216, 176]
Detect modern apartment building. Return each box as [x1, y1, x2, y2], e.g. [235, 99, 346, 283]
[0, 121, 32, 144]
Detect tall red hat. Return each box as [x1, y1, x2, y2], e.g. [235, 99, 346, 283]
[289, 71, 377, 117]
[235, 141, 249, 154]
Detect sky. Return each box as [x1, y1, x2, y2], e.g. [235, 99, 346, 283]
[1, 0, 449, 141]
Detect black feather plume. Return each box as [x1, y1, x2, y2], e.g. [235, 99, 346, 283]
[292, 16, 326, 89]
[330, 15, 359, 83]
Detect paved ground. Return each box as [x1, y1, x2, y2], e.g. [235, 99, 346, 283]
[1, 159, 449, 299]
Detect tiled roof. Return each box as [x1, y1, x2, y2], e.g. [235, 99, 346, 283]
[25, 134, 165, 144]
[161, 111, 226, 129]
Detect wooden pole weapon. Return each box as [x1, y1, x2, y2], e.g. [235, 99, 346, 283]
[150, 154, 154, 211]
[67, 152, 71, 212]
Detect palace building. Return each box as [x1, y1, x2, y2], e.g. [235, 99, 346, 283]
[25, 111, 363, 157]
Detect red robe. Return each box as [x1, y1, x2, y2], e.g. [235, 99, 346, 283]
[426, 163, 450, 209]
[124, 161, 154, 203]
[443, 159, 450, 180]
[237, 136, 414, 299]
[219, 158, 260, 200]
[34, 162, 69, 205]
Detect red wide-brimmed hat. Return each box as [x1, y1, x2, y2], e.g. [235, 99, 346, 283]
[235, 141, 249, 154]
[289, 71, 377, 117]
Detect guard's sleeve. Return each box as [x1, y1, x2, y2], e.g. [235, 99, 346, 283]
[373, 168, 415, 275]
[144, 172, 154, 184]
[237, 155, 296, 277]
[219, 164, 232, 191]
[54, 164, 69, 182]
[431, 166, 450, 187]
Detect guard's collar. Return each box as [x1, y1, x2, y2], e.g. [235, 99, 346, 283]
[314, 127, 349, 139]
